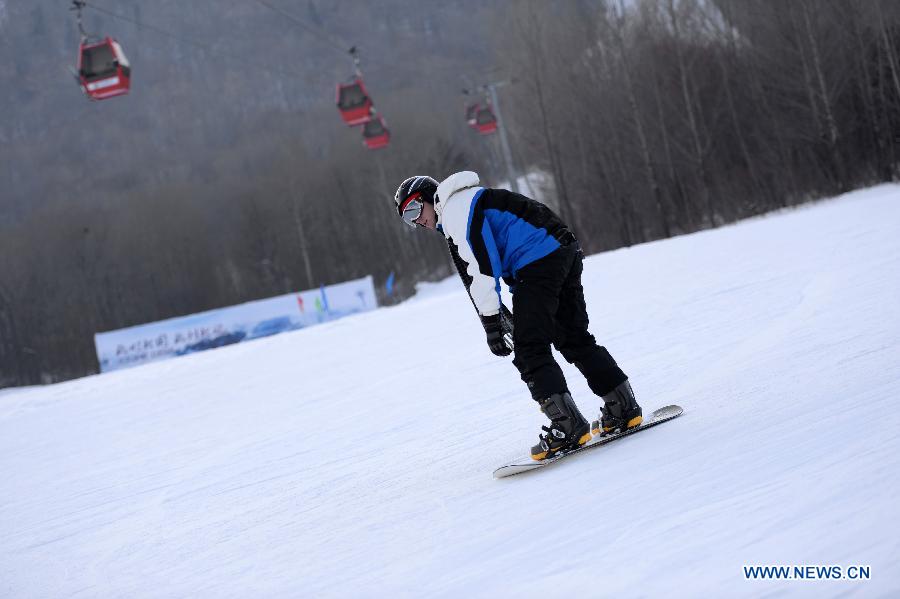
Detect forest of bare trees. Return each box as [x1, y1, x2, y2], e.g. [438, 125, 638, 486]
[2, 0, 899, 388]
[496, 0, 900, 252]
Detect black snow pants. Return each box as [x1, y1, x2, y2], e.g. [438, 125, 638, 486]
[511, 241, 627, 402]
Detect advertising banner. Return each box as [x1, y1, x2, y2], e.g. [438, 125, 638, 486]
[94, 276, 377, 372]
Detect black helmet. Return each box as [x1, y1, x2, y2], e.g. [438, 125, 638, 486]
[394, 175, 438, 217]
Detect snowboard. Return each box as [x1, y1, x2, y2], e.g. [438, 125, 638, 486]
[493, 404, 683, 478]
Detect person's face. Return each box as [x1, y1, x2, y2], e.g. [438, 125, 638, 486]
[414, 201, 437, 230]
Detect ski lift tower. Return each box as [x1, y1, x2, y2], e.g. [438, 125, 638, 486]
[485, 80, 518, 194]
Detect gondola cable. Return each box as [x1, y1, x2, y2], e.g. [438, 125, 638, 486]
[79, 1, 312, 83]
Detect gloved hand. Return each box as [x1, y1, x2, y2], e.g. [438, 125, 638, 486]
[480, 313, 513, 357]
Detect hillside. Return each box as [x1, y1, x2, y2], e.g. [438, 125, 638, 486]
[2, 185, 899, 597]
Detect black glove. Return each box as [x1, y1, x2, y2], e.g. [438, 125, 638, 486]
[480, 313, 513, 357]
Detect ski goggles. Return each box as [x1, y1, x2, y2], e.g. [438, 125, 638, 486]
[398, 192, 424, 228]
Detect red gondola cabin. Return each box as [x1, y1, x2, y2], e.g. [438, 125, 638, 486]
[474, 105, 498, 135]
[362, 116, 390, 150]
[336, 78, 374, 126]
[77, 37, 131, 100]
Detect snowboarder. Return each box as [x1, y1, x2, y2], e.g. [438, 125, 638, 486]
[393, 171, 643, 460]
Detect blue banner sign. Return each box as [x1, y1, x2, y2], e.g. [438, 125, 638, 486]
[94, 276, 377, 372]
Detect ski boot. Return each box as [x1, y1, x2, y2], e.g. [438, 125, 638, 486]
[531, 392, 592, 461]
[592, 380, 643, 436]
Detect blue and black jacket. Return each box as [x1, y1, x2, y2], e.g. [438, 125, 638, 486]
[435, 171, 574, 317]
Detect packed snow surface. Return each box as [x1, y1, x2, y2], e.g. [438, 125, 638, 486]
[2, 185, 899, 597]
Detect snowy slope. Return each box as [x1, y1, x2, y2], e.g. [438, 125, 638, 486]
[2, 186, 899, 598]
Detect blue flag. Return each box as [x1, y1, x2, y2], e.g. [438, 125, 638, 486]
[319, 284, 330, 314]
[386, 271, 395, 297]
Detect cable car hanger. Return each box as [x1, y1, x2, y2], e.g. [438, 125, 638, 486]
[349, 46, 362, 80]
[71, 0, 90, 42]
